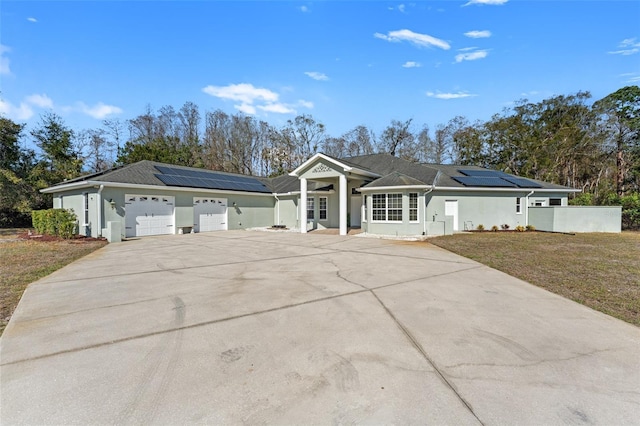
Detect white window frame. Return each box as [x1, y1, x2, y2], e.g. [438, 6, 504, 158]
[307, 197, 315, 220]
[409, 193, 419, 222]
[83, 192, 89, 225]
[319, 196, 328, 221]
[372, 193, 403, 223]
[516, 197, 522, 214]
[550, 198, 562, 206]
[362, 195, 367, 223]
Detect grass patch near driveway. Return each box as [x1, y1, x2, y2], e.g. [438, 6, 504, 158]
[0, 230, 107, 335]
[429, 232, 640, 326]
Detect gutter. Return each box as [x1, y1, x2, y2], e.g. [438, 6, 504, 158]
[525, 190, 535, 226]
[423, 186, 434, 235]
[274, 194, 280, 226]
[42, 181, 274, 197]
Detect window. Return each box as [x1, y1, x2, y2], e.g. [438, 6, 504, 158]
[516, 197, 522, 214]
[550, 198, 562, 206]
[409, 193, 418, 222]
[319, 197, 327, 220]
[534, 199, 546, 207]
[307, 197, 315, 220]
[372, 193, 403, 222]
[83, 193, 89, 225]
[363, 196, 368, 222]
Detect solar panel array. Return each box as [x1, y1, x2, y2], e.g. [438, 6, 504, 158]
[453, 169, 542, 188]
[154, 166, 271, 193]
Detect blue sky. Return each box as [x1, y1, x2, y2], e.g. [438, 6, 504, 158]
[1, 0, 639, 142]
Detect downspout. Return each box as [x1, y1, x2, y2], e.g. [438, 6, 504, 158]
[525, 190, 534, 226]
[423, 186, 434, 235]
[97, 184, 104, 237]
[274, 194, 280, 226]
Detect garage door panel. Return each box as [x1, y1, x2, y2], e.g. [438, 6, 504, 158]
[125, 195, 175, 237]
[194, 197, 227, 232]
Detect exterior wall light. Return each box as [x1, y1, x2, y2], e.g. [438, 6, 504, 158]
[109, 199, 116, 209]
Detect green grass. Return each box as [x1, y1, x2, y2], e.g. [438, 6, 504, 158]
[0, 230, 107, 335]
[429, 232, 640, 326]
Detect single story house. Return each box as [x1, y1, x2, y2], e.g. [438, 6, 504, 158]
[41, 153, 621, 240]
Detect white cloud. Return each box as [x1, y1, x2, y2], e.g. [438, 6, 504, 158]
[402, 61, 422, 68]
[258, 103, 296, 114]
[608, 38, 640, 55]
[374, 29, 450, 50]
[0, 99, 34, 120]
[27, 17, 37, 23]
[203, 82, 301, 115]
[299, 5, 309, 13]
[304, 71, 329, 81]
[464, 30, 491, 38]
[203, 83, 279, 104]
[463, 0, 508, 6]
[455, 49, 488, 62]
[78, 102, 123, 119]
[298, 100, 314, 109]
[25, 93, 54, 108]
[398, 4, 406, 13]
[0, 44, 11, 75]
[426, 91, 476, 99]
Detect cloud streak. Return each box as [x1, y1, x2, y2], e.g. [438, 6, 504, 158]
[455, 49, 488, 62]
[402, 61, 422, 68]
[426, 91, 476, 99]
[27, 17, 37, 23]
[464, 30, 491, 38]
[374, 29, 450, 50]
[78, 102, 123, 119]
[305, 71, 329, 81]
[463, 0, 508, 6]
[608, 38, 640, 55]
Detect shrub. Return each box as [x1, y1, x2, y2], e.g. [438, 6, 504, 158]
[501, 224, 510, 230]
[491, 225, 499, 232]
[32, 209, 78, 239]
[476, 224, 485, 231]
[526, 224, 536, 232]
[515, 225, 525, 232]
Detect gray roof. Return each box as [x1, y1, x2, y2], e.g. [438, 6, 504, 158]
[51, 155, 573, 193]
[362, 172, 429, 189]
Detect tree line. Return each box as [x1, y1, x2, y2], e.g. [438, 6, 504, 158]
[1, 86, 638, 228]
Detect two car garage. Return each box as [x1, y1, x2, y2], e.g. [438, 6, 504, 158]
[124, 194, 228, 238]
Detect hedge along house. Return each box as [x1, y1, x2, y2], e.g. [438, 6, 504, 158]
[41, 153, 620, 241]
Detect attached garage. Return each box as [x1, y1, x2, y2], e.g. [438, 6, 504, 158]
[125, 194, 175, 237]
[194, 197, 227, 232]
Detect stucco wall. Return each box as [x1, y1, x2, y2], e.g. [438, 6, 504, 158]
[100, 187, 275, 237]
[425, 191, 569, 232]
[529, 206, 622, 233]
[362, 191, 425, 236]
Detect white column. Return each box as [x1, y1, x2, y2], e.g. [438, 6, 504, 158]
[300, 177, 307, 233]
[339, 174, 347, 236]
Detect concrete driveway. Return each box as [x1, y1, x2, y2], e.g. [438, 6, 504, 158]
[1, 231, 639, 425]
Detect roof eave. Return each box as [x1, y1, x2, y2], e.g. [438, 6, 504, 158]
[358, 185, 432, 192]
[434, 186, 580, 193]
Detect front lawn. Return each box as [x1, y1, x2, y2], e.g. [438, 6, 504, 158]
[0, 230, 107, 335]
[429, 232, 640, 326]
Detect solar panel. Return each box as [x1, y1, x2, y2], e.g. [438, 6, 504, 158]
[453, 176, 518, 187]
[458, 169, 508, 177]
[154, 167, 271, 193]
[502, 176, 543, 188]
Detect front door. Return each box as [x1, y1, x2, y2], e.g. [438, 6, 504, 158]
[445, 200, 459, 231]
[350, 196, 362, 227]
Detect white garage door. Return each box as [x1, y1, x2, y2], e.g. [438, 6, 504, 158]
[125, 195, 175, 237]
[194, 197, 227, 232]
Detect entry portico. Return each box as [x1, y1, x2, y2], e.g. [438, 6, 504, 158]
[289, 153, 380, 235]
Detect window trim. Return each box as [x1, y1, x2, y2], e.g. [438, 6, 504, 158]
[516, 197, 522, 214]
[372, 193, 403, 223]
[550, 198, 562, 206]
[319, 196, 328, 221]
[409, 192, 419, 222]
[306, 196, 315, 220]
[83, 192, 89, 225]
